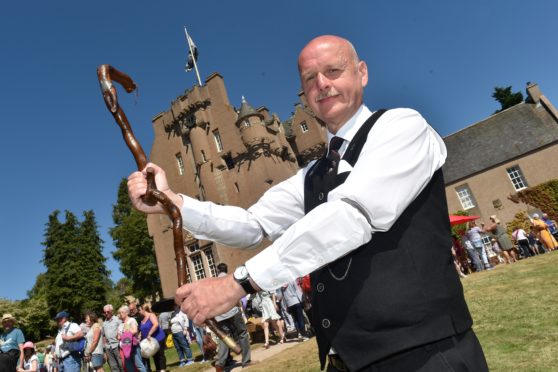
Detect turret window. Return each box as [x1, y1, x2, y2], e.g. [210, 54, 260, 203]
[300, 121, 309, 133]
[243, 119, 251, 128]
[213, 129, 224, 152]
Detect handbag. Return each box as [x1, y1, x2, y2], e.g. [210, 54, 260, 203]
[66, 338, 86, 353]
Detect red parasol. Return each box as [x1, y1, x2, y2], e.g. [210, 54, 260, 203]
[449, 214, 480, 226]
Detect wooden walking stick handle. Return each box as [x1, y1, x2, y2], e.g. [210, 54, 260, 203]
[97, 64, 241, 354]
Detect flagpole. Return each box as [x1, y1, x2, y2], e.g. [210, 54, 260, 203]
[184, 26, 202, 86]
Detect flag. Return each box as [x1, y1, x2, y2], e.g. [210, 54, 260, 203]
[185, 33, 198, 72]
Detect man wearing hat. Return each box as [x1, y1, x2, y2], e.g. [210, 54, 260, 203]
[54, 311, 83, 372]
[1, 313, 25, 371]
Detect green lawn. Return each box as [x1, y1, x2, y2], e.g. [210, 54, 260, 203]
[242, 252, 558, 372]
[112, 252, 558, 371]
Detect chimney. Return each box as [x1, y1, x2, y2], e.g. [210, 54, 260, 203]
[526, 82, 542, 104]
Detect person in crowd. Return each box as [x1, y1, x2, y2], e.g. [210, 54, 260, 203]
[138, 304, 166, 372]
[532, 213, 558, 251]
[483, 216, 517, 263]
[126, 296, 144, 325]
[169, 307, 194, 367]
[0, 313, 25, 372]
[528, 226, 544, 255]
[83, 311, 104, 372]
[491, 238, 508, 264]
[451, 244, 467, 278]
[254, 290, 286, 348]
[542, 213, 558, 241]
[54, 311, 83, 372]
[35, 347, 45, 372]
[117, 305, 146, 372]
[462, 236, 483, 272]
[274, 289, 295, 333]
[44, 346, 54, 372]
[128, 34, 488, 371]
[188, 320, 207, 362]
[512, 227, 532, 259]
[213, 263, 251, 371]
[468, 221, 492, 269]
[281, 281, 309, 341]
[17, 341, 38, 372]
[102, 304, 123, 372]
[158, 311, 172, 338]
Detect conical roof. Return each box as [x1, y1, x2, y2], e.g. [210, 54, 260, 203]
[236, 96, 263, 126]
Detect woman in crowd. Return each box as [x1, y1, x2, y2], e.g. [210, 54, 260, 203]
[532, 213, 558, 251]
[0, 314, 25, 371]
[138, 304, 166, 372]
[170, 307, 194, 367]
[17, 341, 38, 372]
[255, 291, 286, 348]
[483, 215, 517, 263]
[117, 305, 146, 372]
[83, 311, 104, 372]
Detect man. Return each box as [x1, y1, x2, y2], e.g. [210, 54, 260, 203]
[466, 221, 492, 269]
[54, 311, 83, 372]
[212, 263, 251, 371]
[128, 35, 488, 371]
[0, 313, 25, 371]
[125, 296, 144, 325]
[542, 213, 558, 241]
[280, 281, 309, 340]
[102, 304, 123, 372]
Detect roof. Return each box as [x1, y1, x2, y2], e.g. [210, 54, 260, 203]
[443, 100, 558, 184]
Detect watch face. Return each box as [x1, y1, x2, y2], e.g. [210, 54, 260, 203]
[234, 266, 248, 280]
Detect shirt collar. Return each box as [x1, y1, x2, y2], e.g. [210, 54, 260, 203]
[326, 104, 372, 146]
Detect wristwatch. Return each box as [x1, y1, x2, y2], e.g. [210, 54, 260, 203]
[233, 265, 257, 294]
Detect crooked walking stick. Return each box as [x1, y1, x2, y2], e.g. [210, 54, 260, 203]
[97, 64, 241, 354]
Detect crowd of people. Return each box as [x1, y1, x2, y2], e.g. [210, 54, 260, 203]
[453, 212, 558, 277]
[0, 272, 314, 372]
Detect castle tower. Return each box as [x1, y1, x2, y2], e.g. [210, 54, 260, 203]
[147, 73, 325, 298]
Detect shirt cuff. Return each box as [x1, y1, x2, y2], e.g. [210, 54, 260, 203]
[245, 248, 291, 291]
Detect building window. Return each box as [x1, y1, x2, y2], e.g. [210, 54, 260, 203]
[201, 150, 207, 162]
[243, 119, 251, 128]
[506, 165, 528, 190]
[213, 129, 224, 152]
[300, 121, 309, 133]
[455, 185, 475, 210]
[188, 242, 200, 253]
[175, 153, 184, 175]
[223, 154, 235, 170]
[185, 113, 196, 128]
[234, 182, 240, 193]
[204, 248, 217, 277]
[191, 253, 206, 280]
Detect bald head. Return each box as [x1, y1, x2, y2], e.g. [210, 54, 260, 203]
[298, 35, 368, 134]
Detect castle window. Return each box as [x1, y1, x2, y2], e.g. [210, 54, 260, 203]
[506, 165, 528, 190]
[455, 185, 475, 210]
[234, 182, 240, 193]
[201, 150, 207, 162]
[191, 253, 206, 280]
[223, 154, 235, 170]
[188, 242, 200, 253]
[213, 129, 224, 152]
[204, 247, 217, 277]
[185, 113, 196, 128]
[243, 119, 251, 128]
[300, 121, 309, 133]
[175, 153, 184, 175]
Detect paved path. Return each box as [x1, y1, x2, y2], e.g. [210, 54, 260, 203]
[200, 339, 305, 372]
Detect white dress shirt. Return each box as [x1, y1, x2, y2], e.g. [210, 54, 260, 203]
[179, 105, 447, 290]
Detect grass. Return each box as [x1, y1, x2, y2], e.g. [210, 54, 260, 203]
[108, 252, 558, 371]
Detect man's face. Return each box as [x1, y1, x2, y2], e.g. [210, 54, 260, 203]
[128, 302, 137, 312]
[299, 36, 368, 134]
[104, 309, 113, 319]
[2, 320, 12, 330]
[57, 317, 66, 329]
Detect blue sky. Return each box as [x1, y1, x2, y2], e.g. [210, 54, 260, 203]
[1, 0, 557, 300]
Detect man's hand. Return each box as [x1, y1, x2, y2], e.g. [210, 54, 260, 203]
[127, 162, 183, 214]
[175, 274, 246, 325]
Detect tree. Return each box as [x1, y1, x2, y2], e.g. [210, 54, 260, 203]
[110, 179, 162, 301]
[492, 86, 523, 113]
[42, 210, 110, 320]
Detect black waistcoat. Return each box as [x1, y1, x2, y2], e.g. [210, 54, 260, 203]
[305, 110, 473, 371]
